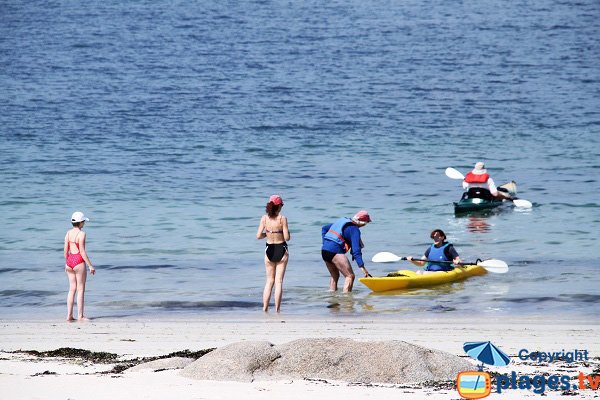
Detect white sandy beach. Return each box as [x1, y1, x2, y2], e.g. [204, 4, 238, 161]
[1, 315, 598, 400]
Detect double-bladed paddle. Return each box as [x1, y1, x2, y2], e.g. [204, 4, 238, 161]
[371, 251, 509, 273]
[445, 167, 467, 180]
[444, 167, 533, 208]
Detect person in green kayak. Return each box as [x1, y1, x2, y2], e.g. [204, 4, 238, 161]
[321, 210, 372, 292]
[462, 162, 512, 200]
[407, 229, 461, 274]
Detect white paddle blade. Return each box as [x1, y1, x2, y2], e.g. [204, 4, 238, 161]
[445, 167, 465, 180]
[372, 252, 402, 263]
[478, 259, 509, 274]
[512, 199, 533, 208]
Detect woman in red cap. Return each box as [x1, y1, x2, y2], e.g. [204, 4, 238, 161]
[321, 210, 371, 292]
[256, 195, 290, 312]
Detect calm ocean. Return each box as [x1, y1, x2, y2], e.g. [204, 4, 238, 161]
[1, 0, 598, 319]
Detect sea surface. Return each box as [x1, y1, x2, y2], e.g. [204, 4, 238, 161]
[1, 0, 598, 320]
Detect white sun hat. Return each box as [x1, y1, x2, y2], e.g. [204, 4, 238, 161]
[71, 211, 90, 223]
[472, 162, 487, 175]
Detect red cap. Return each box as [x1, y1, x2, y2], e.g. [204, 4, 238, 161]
[353, 210, 372, 222]
[269, 195, 284, 206]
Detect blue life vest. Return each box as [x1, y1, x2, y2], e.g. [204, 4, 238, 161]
[324, 218, 352, 252]
[425, 243, 453, 272]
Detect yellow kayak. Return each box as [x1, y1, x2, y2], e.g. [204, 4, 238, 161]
[359, 265, 487, 292]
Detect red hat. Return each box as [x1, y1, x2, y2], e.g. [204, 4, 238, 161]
[269, 195, 284, 206]
[353, 210, 372, 223]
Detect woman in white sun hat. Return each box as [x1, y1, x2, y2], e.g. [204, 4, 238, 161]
[64, 211, 95, 321]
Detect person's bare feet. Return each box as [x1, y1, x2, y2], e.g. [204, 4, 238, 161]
[67, 317, 76, 322]
[78, 317, 91, 322]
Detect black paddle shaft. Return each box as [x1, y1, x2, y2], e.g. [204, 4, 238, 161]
[406, 257, 482, 266]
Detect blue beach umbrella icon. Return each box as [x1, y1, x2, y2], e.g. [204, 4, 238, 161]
[464, 341, 511, 369]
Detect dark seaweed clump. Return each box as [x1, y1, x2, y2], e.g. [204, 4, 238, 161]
[103, 348, 215, 374]
[18, 348, 118, 363]
[12, 347, 215, 374]
[420, 380, 455, 390]
[32, 370, 58, 376]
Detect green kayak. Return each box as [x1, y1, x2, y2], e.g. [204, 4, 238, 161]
[454, 181, 517, 214]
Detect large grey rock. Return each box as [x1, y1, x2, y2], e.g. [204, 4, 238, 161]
[180, 341, 280, 382]
[262, 338, 470, 383]
[181, 338, 472, 384]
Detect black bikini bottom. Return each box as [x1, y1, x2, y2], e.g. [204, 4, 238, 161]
[321, 249, 337, 263]
[266, 242, 288, 262]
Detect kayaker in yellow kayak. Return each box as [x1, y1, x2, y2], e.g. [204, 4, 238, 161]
[407, 229, 462, 274]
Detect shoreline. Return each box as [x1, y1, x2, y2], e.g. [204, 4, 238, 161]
[2, 314, 599, 355]
[2, 309, 597, 322]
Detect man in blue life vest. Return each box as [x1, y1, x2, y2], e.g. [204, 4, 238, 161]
[321, 210, 372, 292]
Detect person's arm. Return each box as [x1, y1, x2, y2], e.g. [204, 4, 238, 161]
[407, 256, 427, 267]
[407, 247, 428, 267]
[63, 233, 69, 261]
[346, 226, 370, 276]
[347, 226, 364, 266]
[462, 180, 469, 190]
[78, 232, 95, 275]
[358, 265, 370, 277]
[487, 177, 498, 196]
[321, 224, 332, 239]
[446, 244, 461, 264]
[282, 216, 290, 241]
[256, 216, 266, 239]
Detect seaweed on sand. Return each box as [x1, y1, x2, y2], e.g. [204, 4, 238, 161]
[11, 347, 215, 374]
